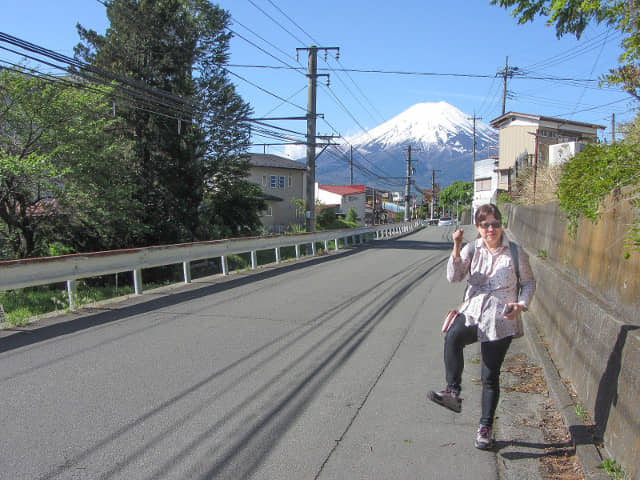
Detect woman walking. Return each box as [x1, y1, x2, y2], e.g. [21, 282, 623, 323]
[428, 203, 536, 449]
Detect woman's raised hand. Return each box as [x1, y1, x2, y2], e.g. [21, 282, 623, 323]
[452, 228, 464, 247]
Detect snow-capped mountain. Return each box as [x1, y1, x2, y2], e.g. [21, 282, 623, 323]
[315, 101, 497, 190]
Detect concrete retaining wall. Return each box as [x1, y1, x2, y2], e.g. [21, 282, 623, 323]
[501, 199, 639, 479]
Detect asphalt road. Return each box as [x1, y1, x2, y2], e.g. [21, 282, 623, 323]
[1, 226, 505, 480]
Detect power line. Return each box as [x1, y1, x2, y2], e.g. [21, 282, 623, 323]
[224, 68, 308, 113]
[226, 63, 602, 83]
[264, 0, 320, 46]
[246, 0, 306, 45]
[229, 16, 300, 65]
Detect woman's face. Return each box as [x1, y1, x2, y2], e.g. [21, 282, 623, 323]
[476, 214, 503, 249]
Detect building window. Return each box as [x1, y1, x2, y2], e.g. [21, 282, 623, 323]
[288, 175, 292, 187]
[264, 206, 273, 216]
[270, 175, 277, 189]
[262, 175, 267, 186]
[539, 129, 557, 138]
[476, 178, 491, 191]
[499, 169, 511, 184]
[278, 176, 285, 189]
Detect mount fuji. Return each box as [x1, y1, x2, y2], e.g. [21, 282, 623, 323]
[315, 101, 497, 190]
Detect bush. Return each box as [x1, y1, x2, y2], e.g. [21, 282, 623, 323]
[557, 142, 640, 236]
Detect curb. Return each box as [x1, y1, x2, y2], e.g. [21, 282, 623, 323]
[522, 317, 609, 480]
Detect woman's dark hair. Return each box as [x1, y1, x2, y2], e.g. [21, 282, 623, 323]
[475, 203, 502, 225]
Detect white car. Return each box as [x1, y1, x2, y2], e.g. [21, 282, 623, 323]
[438, 217, 454, 226]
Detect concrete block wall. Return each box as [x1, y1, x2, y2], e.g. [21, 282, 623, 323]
[501, 200, 639, 479]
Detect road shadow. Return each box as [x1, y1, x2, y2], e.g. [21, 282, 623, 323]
[0, 247, 361, 353]
[363, 239, 451, 251]
[0, 231, 450, 353]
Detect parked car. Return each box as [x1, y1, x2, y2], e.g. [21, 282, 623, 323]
[438, 216, 453, 226]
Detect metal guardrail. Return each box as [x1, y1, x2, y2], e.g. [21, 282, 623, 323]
[0, 221, 423, 310]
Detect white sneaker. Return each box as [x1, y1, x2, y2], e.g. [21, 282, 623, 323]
[475, 425, 493, 450]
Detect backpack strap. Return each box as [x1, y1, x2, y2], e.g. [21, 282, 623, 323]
[509, 241, 521, 295]
[462, 242, 475, 301]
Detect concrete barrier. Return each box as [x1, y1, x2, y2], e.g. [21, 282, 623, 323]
[502, 199, 639, 479]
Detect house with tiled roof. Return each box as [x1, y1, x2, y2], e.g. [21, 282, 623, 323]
[248, 153, 306, 233]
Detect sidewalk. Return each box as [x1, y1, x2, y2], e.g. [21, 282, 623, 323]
[496, 318, 583, 479]
[316, 229, 602, 480]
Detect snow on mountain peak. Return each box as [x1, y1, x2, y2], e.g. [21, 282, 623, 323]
[347, 101, 494, 150]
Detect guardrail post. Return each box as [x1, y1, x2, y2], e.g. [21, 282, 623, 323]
[133, 269, 143, 295]
[221, 255, 229, 275]
[359, 234, 363, 244]
[183, 261, 192, 284]
[275, 247, 281, 264]
[352, 234, 356, 245]
[66, 280, 77, 310]
[324, 239, 329, 252]
[335, 238, 339, 251]
[295, 244, 300, 259]
[251, 250, 257, 270]
[311, 242, 317, 256]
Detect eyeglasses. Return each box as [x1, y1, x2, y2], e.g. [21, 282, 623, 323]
[478, 221, 502, 229]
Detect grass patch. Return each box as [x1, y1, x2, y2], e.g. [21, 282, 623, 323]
[598, 459, 628, 480]
[0, 275, 172, 327]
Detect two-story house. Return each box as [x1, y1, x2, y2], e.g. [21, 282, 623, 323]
[490, 112, 604, 190]
[316, 184, 367, 224]
[248, 153, 306, 233]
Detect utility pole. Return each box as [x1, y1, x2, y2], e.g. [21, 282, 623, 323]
[297, 45, 339, 232]
[468, 113, 481, 187]
[350, 145, 353, 185]
[404, 145, 412, 222]
[498, 57, 519, 115]
[502, 57, 508, 115]
[431, 169, 437, 220]
[612, 113, 616, 144]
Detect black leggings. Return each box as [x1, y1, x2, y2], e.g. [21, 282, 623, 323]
[444, 313, 512, 427]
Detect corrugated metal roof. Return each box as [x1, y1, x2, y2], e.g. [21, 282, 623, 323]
[249, 153, 306, 170]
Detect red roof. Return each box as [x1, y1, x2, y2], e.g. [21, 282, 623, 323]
[319, 184, 365, 196]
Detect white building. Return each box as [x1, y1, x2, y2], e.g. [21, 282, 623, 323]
[548, 142, 587, 166]
[473, 157, 500, 216]
[315, 184, 367, 224]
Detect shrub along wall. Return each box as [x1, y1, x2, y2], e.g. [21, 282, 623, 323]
[501, 197, 639, 479]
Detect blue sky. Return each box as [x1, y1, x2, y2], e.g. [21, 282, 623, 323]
[1, 0, 635, 158]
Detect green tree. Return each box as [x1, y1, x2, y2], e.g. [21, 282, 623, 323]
[0, 69, 138, 259]
[75, 0, 258, 245]
[439, 181, 473, 212]
[491, 0, 640, 99]
[346, 207, 358, 223]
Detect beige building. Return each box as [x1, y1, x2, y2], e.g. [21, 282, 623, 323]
[248, 154, 306, 233]
[490, 112, 604, 190]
